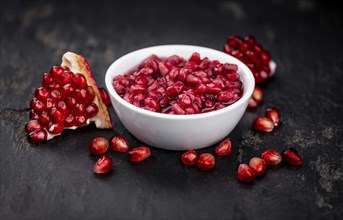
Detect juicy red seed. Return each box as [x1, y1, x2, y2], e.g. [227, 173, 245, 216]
[214, 138, 233, 156]
[28, 129, 47, 144]
[60, 71, 73, 84]
[197, 153, 215, 171]
[171, 103, 186, 115]
[64, 113, 75, 127]
[110, 135, 130, 152]
[50, 108, 65, 123]
[89, 137, 109, 155]
[45, 98, 56, 111]
[62, 84, 74, 96]
[249, 157, 266, 176]
[181, 150, 198, 166]
[186, 74, 201, 86]
[266, 108, 281, 127]
[99, 88, 111, 106]
[281, 148, 302, 166]
[248, 86, 263, 108]
[31, 98, 45, 112]
[75, 89, 88, 102]
[86, 103, 99, 117]
[50, 66, 64, 78]
[93, 155, 112, 174]
[253, 117, 274, 132]
[73, 73, 87, 88]
[50, 89, 61, 100]
[29, 110, 39, 120]
[189, 52, 201, 63]
[87, 86, 96, 102]
[75, 103, 86, 115]
[75, 115, 87, 125]
[35, 87, 50, 100]
[25, 120, 42, 134]
[65, 97, 76, 107]
[48, 123, 64, 134]
[237, 164, 255, 182]
[261, 149, 282, 165]
[127, 146, 150, 162]
[39, 111, 51, 126]
[42, 72, 53, 88]
[57, 101, 66, 111]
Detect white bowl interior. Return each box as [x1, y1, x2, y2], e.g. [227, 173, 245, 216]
[105, 45, 255, 150]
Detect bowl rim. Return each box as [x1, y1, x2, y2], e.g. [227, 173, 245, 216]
[105, 44, 255, 120]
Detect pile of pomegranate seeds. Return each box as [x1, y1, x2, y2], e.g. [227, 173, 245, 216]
[253, 107, 281, 132]
[238, 148, 302, 183]
[112, 53, 243, 114]
[89, 136, 151, 174]
[224, 35, 276, 84]
[25, 52, 112, 144]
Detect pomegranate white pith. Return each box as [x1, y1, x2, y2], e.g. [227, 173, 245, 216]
[26, 52, 112, 144]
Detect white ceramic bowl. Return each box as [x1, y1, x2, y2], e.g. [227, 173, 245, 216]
[105, 45, 254, 150]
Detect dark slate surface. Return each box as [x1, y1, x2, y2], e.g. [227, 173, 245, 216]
[1, 0, 343, 219]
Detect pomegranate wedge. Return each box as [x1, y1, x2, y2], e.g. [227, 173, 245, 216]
[26, 52, 112, 144]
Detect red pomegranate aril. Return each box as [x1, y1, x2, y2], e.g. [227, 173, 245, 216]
[65, 97, 76, 107]
[249, 157, 266, 176]
[73, 73, 87, 88]
[248, 86, 263, 109]
[39, 111, 51, 126]
[253, 117, 274, 132]
[50, 108, 65, 123]
[48, 81, 60, 90]
[266, 108, 281, 127]
[93, 155, 112, 174]
[42, 72, 53, 88]
[127, 146, 150, 162]
[237, 164, 255, 182]
[57, 101, 66, 111]
[31, 98, 45, 112]
[214, 138, 233, 156]
[99, 88, 111, 106]
[50, 89, 62, 100]
[29, 110, 39, 120]
[197, 153, 215, 171]
[51, 66, 64, 78]
[62, 84, 74, 96]
[35, 87, 50, 100]
[181, 150, 198, 166]
[28, 129, 47, 144]
[110, 135, 130, 152]
[171, 103, 186, 115]
[64, 113, 75, 127]
[75, 89, 88, 102]
[75, 115, 87, 126]
[25, 120, 42, 134]
[281, 148, 302, 166]
[60, 71, 74, 84]
[86, 103, 99, 117]
[89, 137, 109, 155]
[261, 149, 282, 165]
[48, 123, 64, 134]
[87, 86, 96, 102]
[75, 103, 86, 115]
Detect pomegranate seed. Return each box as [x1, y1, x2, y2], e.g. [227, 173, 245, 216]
[50, 89, 62, 100]
[253, 117, 274, 132]
[48, 123, 64, 134]
[266, 108, 281, 127]
[181, 150, 198, 166]
[249, 157, 266, 176]
[28, 129, 47, 144]
[237, 164, 255, 182]
[75, 115, 87, 126]
[248, 86, 263, 108]
[197, 153, 215, 171]
[127, 146, 150, 162]
[86, 103, 99, 117]
[64, 113, 75, 127]
[30, 98, 45, 112]
[99, 88, 111, 106]
[57, 101, 66, 111]
[35, 87, 50, 100]
[50, 66, 64, 78]
[50, 108, 65, 123]
[261, 150, 282, 165]
[39, 111, 51, 126]
[281, 148, 302, 166]
[89, 137, 109, 155]
[110, 135, 130, 152]
[87, 86, 96, 102]
[25, 120, 42, 134]
[214, 138, 233, 156]
[42, 72, 53, 88]
[93, 155, 112, 174]
[73, 73, 87, 88]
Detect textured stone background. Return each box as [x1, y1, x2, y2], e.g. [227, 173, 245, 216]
[1, 0, 342, 219]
